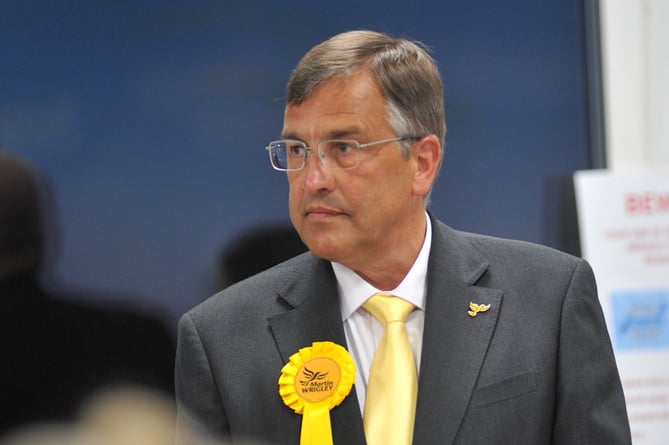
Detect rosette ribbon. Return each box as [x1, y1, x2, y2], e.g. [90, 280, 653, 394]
[278, 341, 356, 445]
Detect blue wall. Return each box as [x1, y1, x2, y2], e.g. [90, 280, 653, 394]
[1, 1, 592, 331]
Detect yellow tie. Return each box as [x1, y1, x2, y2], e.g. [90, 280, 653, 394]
[363, 293, 417, 445]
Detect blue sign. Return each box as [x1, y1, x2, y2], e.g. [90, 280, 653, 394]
[612, 290, 669, 350]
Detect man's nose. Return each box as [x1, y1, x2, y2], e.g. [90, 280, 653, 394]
[302, 148, 334, 192]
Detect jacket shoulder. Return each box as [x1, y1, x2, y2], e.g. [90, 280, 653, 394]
[183, 252, 317, 325]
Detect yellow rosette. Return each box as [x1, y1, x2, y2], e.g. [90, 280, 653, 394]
[278, 341, 356, 445]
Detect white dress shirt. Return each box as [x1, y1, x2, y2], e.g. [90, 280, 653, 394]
[332, 214, 431, 414]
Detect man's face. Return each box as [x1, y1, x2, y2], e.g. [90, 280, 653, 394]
[282, 70, 427, 272]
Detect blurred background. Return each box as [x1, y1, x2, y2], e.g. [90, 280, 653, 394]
[1, 0, 598, 331]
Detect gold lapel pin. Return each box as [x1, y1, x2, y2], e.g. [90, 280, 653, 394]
[468, 301, 491, 317]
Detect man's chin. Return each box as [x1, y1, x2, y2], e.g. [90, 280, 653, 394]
[302, 237, 344, 262]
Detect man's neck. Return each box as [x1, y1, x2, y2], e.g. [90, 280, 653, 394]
[348, 212, 429, 290]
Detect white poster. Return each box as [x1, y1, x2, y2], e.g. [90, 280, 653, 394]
[574, 170, 669, 444]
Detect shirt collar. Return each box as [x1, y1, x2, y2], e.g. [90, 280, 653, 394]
[334, 212, 432, 320]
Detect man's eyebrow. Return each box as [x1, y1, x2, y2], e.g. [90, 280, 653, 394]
[328, 128, 363, 139]
[280, 127, 363, 142]
[279, 132, 303, 141]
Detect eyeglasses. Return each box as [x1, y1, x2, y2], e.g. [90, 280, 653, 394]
[265, 135, 423, 171]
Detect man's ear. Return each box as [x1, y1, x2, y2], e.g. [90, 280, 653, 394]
[412, 134, 442, 197]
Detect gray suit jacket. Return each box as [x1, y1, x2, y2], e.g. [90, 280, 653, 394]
[175, 215, 631, 444]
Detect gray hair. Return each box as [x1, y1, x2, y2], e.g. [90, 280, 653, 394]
[286, 30, 446, 203]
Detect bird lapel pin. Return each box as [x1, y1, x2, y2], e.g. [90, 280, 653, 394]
[468, 301, 491, 317]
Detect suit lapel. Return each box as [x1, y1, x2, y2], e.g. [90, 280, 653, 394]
[268, 256, 367, 444]
[413, 218, 503, 445]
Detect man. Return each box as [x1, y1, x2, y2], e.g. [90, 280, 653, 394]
[175, 30, 631, 444]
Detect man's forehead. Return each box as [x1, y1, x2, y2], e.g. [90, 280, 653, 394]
[281, 71, 387, 139]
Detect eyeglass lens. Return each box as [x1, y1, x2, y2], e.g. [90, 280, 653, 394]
[270, 140, 359, 170]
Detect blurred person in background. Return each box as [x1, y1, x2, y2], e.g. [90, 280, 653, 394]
[0, 153, 175, 434]
[216, 223, 307, 290]
[1, 386, 263, 445]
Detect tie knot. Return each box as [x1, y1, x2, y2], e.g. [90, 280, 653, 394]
[363, 293, 415, 326]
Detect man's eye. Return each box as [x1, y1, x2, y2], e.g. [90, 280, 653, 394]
[333, 141, 355, 154]
[287, 144, 305, 156]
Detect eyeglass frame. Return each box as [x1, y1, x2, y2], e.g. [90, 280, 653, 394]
[265, 135, 424, 171]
